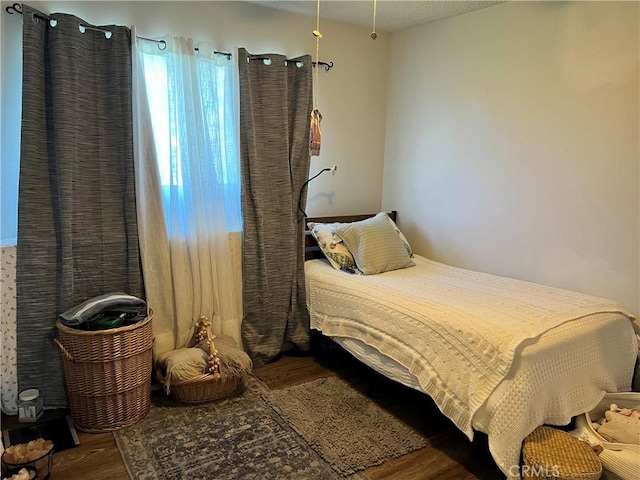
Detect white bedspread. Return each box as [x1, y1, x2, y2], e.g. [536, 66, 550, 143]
[306, 256, 638, 478]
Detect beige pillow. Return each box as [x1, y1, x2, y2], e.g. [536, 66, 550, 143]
[334, 212, 415, 275]
[387, 215, 413, 257]
[156, 347, 208, 383]
[195, 334, 253, 375]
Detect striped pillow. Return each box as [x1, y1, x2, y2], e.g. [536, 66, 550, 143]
[334, 212, 415, 275]
[388, 215, 413, 257]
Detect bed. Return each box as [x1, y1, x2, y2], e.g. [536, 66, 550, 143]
[304, 212, 638, 479]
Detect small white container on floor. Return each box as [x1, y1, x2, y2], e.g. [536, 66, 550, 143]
[17, 389, 43, 423]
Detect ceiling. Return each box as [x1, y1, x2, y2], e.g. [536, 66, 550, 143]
[245, 1, 504, 33]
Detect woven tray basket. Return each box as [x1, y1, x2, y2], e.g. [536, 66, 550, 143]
[522, 426, 602, 479]
[54, 314, 153, 433]
[159, 371, 240, 404]
[157, 317, 242, 403]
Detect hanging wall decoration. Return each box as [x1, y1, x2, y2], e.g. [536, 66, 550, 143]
[310, 0, 323, 156]
[371, 0, 378, 40]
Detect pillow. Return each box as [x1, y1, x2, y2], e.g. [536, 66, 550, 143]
[308, 222, 357, 272]
[156, 347, 208, 384]
[333, 212, 415, 275]
[194, 334, 253, 376]
[387, 215, 413, 257]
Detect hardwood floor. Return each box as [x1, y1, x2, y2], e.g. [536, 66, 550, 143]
[2, 348, 503, 479]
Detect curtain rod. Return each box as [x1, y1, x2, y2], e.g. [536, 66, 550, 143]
[6, 3, 333, 70]
[5, 2, 45, 21]
[5, 5, 233, 58]
[137, 36, 232, 59]
[140, 46, 333, 70]
[313, 61, 333, 72]
[248, 55, 333, 72]
[6, 3, 114, 37]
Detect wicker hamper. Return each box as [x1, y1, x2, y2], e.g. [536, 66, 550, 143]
[522, 426, 602, 480]
[53, 314, 153, 433]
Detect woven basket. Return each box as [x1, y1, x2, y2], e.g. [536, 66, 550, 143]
[522, 426, 602, 479]
[2, 444, 53, 480]
[54, 314, 153, 433]
[159, 371, 240, 403]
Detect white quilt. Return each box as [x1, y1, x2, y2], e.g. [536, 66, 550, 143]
[306, 256, 638, 478]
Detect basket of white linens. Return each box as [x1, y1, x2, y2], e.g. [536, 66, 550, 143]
[571, 392, 640, 480]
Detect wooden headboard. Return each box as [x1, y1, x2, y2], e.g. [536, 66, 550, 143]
[304, 211, 398, 261]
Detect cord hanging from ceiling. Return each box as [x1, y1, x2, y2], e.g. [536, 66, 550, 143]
[310, 0, 323, 157]
[371, 0, 378, 40]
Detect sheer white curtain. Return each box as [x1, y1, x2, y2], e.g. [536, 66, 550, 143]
[132, 32, 242, 355]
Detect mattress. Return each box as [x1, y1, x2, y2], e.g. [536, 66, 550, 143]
[305, 256, 637, 478]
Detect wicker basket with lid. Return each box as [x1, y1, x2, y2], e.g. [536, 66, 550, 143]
[522, 426, 602, 479]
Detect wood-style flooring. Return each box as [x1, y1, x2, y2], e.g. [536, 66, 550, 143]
[2, 347, 504, 479]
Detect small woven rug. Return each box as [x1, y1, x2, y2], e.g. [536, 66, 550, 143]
[114, 375, 426, 479]
[115, 375, 369, 480]
[262, 376, 427, 476]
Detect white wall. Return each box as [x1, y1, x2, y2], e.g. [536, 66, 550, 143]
[383, 1, 640, 314]
[0, 0, 389, 241]
[4, 1, 637, 314]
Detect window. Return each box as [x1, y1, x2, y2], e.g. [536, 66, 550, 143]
[139, 39, 241, 234]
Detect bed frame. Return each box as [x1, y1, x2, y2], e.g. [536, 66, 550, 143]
[304, 211, 397, 261]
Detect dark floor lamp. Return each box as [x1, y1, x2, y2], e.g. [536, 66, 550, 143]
[297, 164, 337, 222]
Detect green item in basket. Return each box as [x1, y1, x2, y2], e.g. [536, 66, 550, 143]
[87, 316, 124, 330]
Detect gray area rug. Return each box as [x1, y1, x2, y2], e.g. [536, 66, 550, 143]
[263, 376, 427, 476]
[114, 375, 425, 479]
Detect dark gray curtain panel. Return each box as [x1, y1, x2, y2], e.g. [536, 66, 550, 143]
[17, 5, 143, 407]
[238, 49, 313, 367]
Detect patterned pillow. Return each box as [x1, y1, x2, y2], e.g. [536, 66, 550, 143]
[308, 222, 357, 272]
[334, 212, 415, 275]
